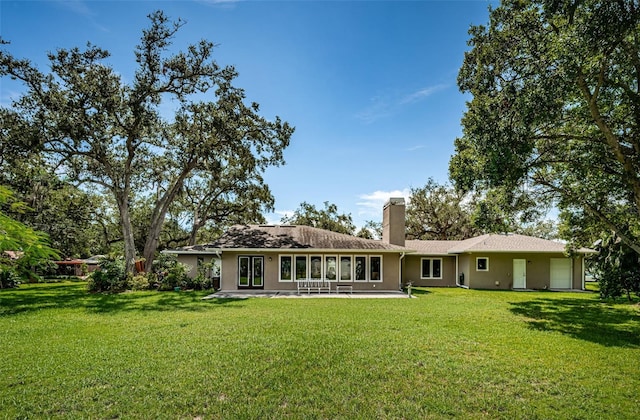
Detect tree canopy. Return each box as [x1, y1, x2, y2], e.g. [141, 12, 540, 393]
[405, 179, 479, 240]
[1, 11, 294, 273]
[281, 201, 356, 235]
[0, 186, 59, 286]
[450, 0, 640, 254]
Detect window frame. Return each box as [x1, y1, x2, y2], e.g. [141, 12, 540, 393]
[354, 255, 367, 282]
[369, 255, 383, 282]
[476, 257, 489, 272]
[309, 255, 323, 280]
[279, 255, 293, 282]
[325, 255, 337, 281]
[295, 255, 308, 281]
[421, 257, 443, 279]
[339, 255, 353, 282]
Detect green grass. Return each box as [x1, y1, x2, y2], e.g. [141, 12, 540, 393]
[1, 283, 639, 419]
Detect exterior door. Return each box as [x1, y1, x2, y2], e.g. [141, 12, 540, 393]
[238, 256, 264, 289]
[550, 258, 572, 289]
[513, 259, 527, 289]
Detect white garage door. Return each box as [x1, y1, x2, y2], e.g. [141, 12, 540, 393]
[550, 258, 572, 289]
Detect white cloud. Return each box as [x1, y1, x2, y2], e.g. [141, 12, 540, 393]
[264, 209, 294, 225]
[405, 145, 425, 152]
[355, 83, 449, 124]
[56, 0, 93, 17]
[197, 0, 242, 8]
[357, 189, 411, 219]
[354, 96, 392, 124]
[399, 84, 448, 105]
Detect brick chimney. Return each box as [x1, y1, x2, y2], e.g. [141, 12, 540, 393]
[382, 197, 405, 246]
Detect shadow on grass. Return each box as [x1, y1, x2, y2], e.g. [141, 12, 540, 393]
[0, 282, 244, 316]
[509, 296, 640, 348]
[407, 287, 432, 296]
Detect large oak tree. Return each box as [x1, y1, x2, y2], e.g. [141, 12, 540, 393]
[1, 11, 293, 272]
[450, 0, 640, 254]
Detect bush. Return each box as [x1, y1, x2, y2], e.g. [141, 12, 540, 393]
[593, 234, 640, 301]
[151, 254, 191, 291]
[128, 274, 150, 291]
[0, 268, 21, 288]
[87, 256, 128, 293]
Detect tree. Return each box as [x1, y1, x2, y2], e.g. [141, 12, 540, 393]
[0, 186, 59, 286]
[0, 157, 104, 258]
[356, 220, 382, 240]
[178, 163, 273, 246]
[450, 0, 640, 254]
[1, 11, 293, 273]
[470, 187, 556, 238]
[592, 233, 640, 301]
[281, 201, 356, 235]
[406, 178, 479, 240]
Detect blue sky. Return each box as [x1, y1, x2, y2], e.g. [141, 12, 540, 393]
[1, 0, 494, 229]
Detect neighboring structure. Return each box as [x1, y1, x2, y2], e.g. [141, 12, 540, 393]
[167, 199, 594, 292]
[53, 255, 103, 277]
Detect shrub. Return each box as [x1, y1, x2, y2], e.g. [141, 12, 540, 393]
[0, 268, 21, 288]
[128, 274, 150, 291]
[87, 256, 128, 293]
[593, 234, 640, 301]
[151, 254, 191, 291]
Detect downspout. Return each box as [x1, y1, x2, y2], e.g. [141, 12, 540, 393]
[581, 256, 585, 291]
[455, 254, 459, 287]
[399, 252, 406, 291]
[215, 250, 222, 290]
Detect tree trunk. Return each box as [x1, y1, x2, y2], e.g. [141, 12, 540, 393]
[142, 164, 196, 271]
[115, 192, 137, 274]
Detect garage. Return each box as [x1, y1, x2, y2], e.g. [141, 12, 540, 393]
[550, 258, 572, 289]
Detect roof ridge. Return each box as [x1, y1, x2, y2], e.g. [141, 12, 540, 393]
[447, 234, 490, 252]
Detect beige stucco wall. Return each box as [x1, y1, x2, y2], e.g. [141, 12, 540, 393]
[460, 253, 581, 290]
[572, 255, 584, 289]
[177, 254, 200, 278]
[458, 254, 471, 287]
[179, 251, 402, 291]
[403, 255, 458, 287]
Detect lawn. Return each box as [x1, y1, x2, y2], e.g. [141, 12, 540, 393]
[1, 283, 638, 419]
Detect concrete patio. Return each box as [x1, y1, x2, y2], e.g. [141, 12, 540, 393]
[203, 290, 412, 299]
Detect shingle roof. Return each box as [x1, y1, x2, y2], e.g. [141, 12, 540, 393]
[445, 234, 593, 253]
[405, 240, 462, 255]
[179, 224, 410, 252]
[172, 228, 594, 255]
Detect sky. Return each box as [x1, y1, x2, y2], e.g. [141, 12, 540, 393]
[0, 0, 495, 229]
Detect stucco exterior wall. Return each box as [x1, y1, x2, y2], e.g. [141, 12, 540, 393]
[176, 250, 585, 291]
[180, 251, 402, 291]
[572, 255, 584, 289]
[177, 255, 200, 278]
[458, 254, 471, 287]
[462, 253, 576, 290]
[403, 255, 458, 287]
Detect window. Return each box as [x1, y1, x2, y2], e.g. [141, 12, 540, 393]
[239, 257, 250, 287]
[252, 258, 263, 287]
[325, 256, 337, 281]
[421, 258, 442, 279]
[310, 255, 323, 280]
[295, 255, 308, 280]
[370, 256, 382, 281]
[279, 255, 292, 282]
[238, 256, 263, 288]
[340, 256, 352, 281]
[476, 257, 489, 271]
[354, 256, 367, 281]
[211, 258, 221, 278]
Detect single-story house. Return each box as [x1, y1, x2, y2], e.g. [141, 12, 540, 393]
[166, 198, 594, 292]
